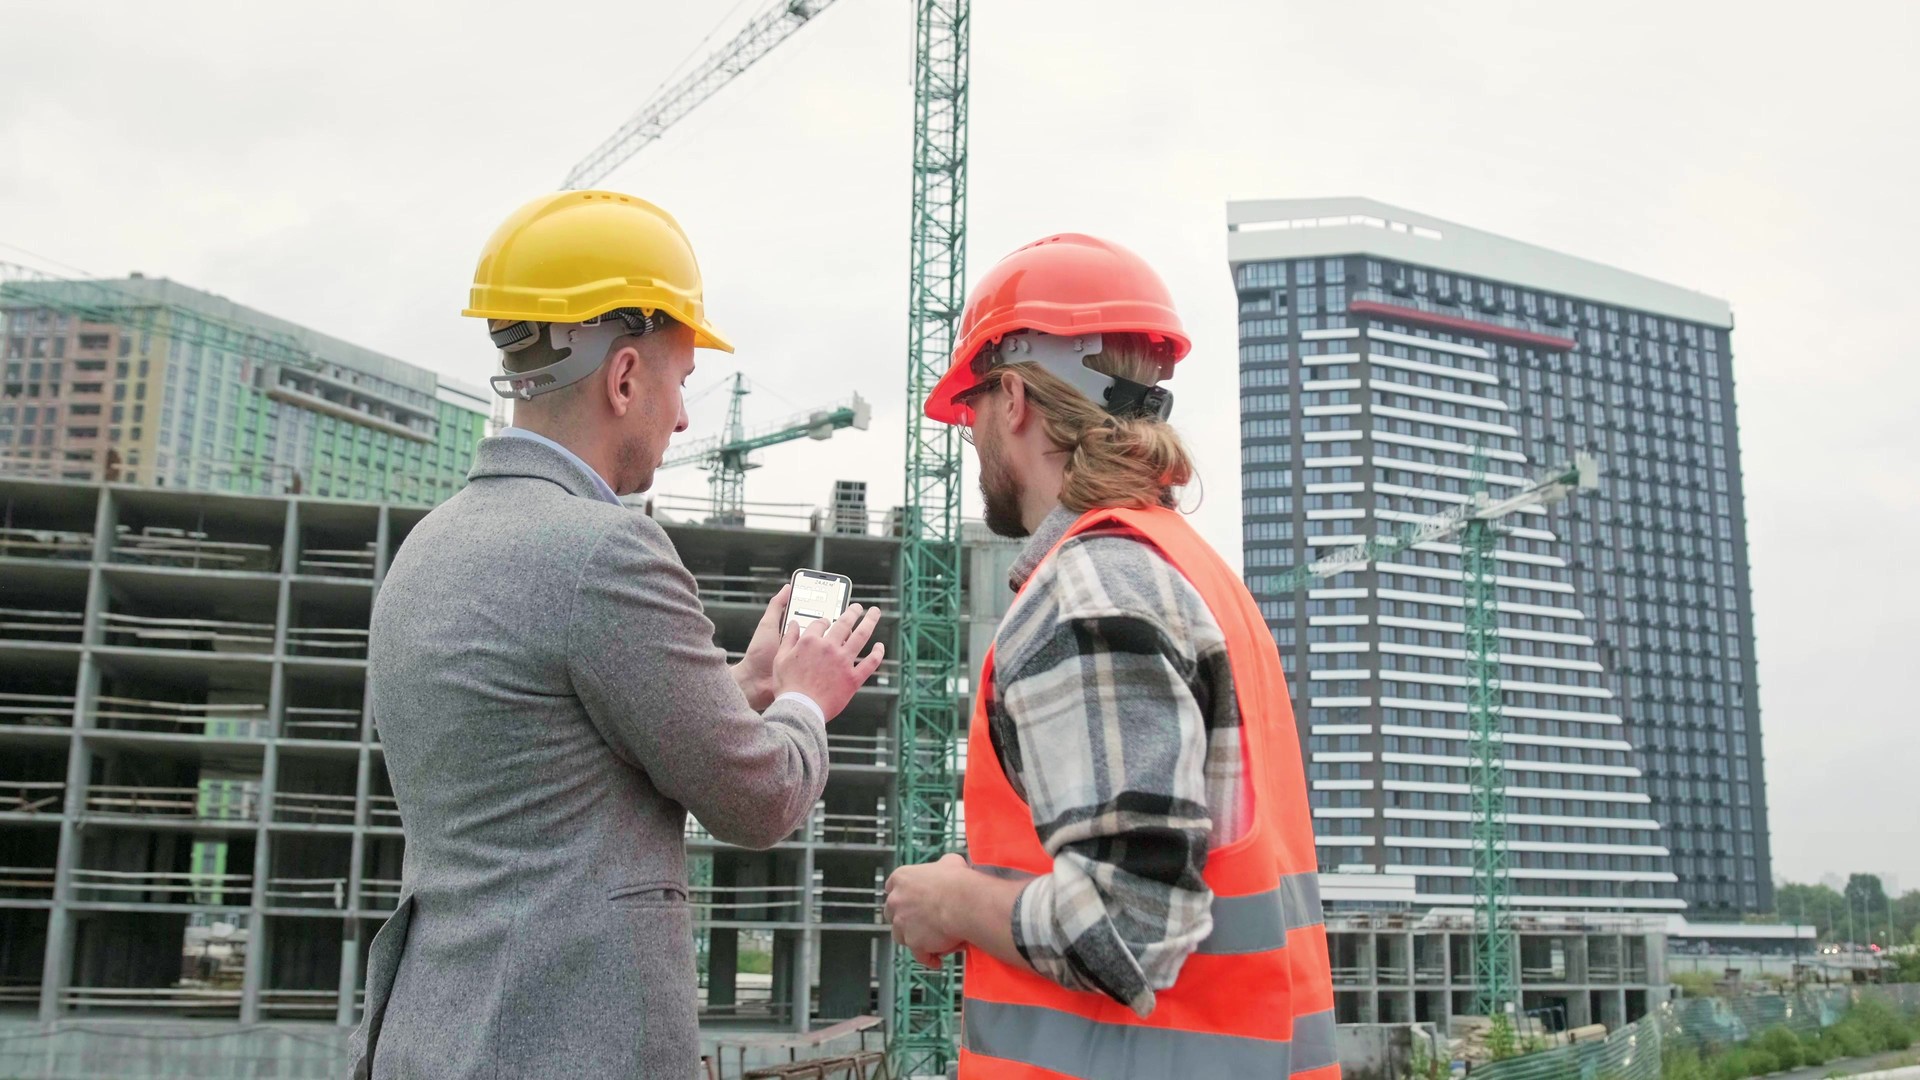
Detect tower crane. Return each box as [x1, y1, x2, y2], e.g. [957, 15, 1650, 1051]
[656, 372, 869, 526]
[559, 3, 969, 1070]
[1276, 452, 1601, 1019]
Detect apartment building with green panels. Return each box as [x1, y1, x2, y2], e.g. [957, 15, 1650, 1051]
[0, 276, 491, 505]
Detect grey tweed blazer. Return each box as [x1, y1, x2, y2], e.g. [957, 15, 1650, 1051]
[348, 436, 828, 1079]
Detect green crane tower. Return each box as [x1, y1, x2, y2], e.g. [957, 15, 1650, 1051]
[891, 2, 971, 1074]
[1462, 454, 1513, 1019]
[1274, 453, 1598, 1019]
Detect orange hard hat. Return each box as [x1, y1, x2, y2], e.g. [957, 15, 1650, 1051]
[924, 233, 1191, 424]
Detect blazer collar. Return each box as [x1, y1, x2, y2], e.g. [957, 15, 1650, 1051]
[468, 435, 613, 503]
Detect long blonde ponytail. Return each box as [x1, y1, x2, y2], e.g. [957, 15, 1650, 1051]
[994, 334, 1194, 512]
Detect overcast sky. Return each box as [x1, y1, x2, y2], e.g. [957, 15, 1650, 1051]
[3, 1, 1914, 894]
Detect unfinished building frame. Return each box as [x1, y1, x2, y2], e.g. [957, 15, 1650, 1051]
[0, 476, 1020, 1034]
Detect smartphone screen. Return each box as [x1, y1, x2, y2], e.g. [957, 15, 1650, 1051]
[785, 569, 851, 634]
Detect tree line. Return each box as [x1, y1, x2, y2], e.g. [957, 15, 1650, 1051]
[1767, 874, 1920, 947]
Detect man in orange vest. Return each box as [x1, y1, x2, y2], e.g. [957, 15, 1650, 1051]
[883, 234, 1339, 1079]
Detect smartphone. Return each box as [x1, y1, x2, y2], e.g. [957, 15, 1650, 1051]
[784, 568, 852, 634]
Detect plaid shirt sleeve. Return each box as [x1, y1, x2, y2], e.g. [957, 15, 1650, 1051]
[987, 530, 1239, 1018]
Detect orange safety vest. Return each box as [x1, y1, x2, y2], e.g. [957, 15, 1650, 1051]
[960, 505, 1339, 1080]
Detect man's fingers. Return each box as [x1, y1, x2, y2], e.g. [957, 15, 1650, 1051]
[801, 613, 830, 639]
[762, 583, 792, 628]
[914, 949, 943, 968]
[844, 605, 883, 653]
[854, 642, 885, 681]
[778, 617, 804, 655]
[825, 604, 864, 645]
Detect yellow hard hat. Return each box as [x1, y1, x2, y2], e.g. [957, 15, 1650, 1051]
[462, 190, 733, 353]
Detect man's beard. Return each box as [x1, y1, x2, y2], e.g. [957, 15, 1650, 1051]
[978, 445, 1027, 538]
[614, 434, 648, 498]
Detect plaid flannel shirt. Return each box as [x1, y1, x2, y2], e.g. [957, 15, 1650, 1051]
[989, 506, 1249, 1017]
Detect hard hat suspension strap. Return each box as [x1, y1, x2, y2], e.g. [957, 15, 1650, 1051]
[984, 331, 1176, 422]
[487, 308, 667, 401]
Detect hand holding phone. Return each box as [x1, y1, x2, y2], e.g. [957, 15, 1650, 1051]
[784, 569, 852, 634]
[774, 569, 884, 725]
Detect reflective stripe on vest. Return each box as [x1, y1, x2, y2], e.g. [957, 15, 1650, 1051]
[966, 1002, 1341, 1080]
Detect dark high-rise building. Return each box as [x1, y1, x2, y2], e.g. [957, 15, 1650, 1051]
[1228, 197, 1766, 917]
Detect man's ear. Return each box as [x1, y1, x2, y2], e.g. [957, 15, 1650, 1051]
[603, 344, 641, 417]
[1001, 372, 1032, 435]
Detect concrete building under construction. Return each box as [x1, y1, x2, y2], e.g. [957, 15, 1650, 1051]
[0, 474, 1026, 1038]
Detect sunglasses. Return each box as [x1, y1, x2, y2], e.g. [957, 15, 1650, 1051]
[951, 378, 1000, 446]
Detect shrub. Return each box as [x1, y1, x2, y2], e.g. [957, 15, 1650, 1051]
[1755, 1027, 1802, 1070]
[1797, 1031, 1830, 1067]
[1663, 1046, 1708, 1080]
[1825, 1020, 1872, 1059]
[1741, 1049, 1780, 1077]
[1846, 998, 1912, 1052]
[1487, 1014, 1518, 1061]
[1707, 1051, 1743, 1080]
[1674, 972, 1720, 998]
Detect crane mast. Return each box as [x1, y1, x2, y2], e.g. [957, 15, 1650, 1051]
[892, 3, 970, 1075]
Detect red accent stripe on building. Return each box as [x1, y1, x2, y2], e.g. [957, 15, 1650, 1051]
[1348, 299, 1577, 351]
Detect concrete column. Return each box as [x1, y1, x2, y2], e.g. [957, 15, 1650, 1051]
[792, 844, 815, 1030]
[339, 506, 391, 1026]
[241, 501, 297, 1024]
[709, 857, 738, 1008]
[40, 488, 115, 1021]
[709, 929, 739, 1008]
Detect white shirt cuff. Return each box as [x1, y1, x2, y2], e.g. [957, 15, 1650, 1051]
[773, 691, 825, 726]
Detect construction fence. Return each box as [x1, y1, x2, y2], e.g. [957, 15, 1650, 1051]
[1468, 985, 1920, 1080]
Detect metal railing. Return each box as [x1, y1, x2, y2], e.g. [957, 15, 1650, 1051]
[0, 864, 56, 896]
[273, 790, 358, 825]
[0, 691, 74, 727]
[258, 988, 342, 1017]
[100, 610, 274, 653]
[0, 526, 93, 560]
[814, 884, 887, 925]
[68, 868, 252, 905]
[59, 985, 244, 1013]
[360, 877, 403, 909]
[91, 695, 266, 736]
[285, 625, 370, 658]
[110, 525, 278, 573]
[265, 876, 350, 909]
[367, 794, 401, 828]
[694, 884, 808, 922]
[296, 544, 376, 578]
[84, 783, 259, 822]
[283, 705, 362, 740]
[0, 605, 85, 640]
[815, 810, 889, 846]
[0, 781, 64, 815]
[826, 732, 893, 767]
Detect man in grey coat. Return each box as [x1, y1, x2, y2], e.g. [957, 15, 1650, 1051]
[350, 191, 884, 1079]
